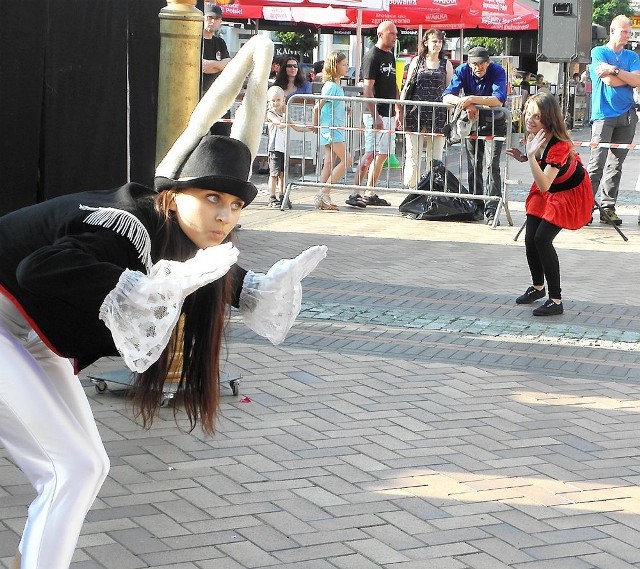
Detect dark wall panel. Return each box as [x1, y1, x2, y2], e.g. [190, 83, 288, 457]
[1, 0, 166, 216]
[128, 0, 164, 186]
[0, 0, 47, 214]
[41, 0, 128, 199]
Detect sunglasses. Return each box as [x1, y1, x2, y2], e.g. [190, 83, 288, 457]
[286, 63, 298, 68]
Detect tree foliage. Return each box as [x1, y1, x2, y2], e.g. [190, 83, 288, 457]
[466, 37, 505, 56]
[275, 31, 318, 62]
[593, 0, 633, 28]
[398, 31, 420, 54]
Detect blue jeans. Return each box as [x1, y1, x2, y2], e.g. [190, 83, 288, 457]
[587, 108, 638, 208]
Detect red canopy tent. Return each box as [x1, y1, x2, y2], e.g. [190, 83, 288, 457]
[343, 0, 537, 30]
[217, 0, 537, 80]
[220, 3, 355, 24]
[219, 0, 537, 31]
[218, 0, 387, 8]
[467, 0, 538, 31]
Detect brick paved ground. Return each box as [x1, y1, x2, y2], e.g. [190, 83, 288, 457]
[1, 126, 640, 568]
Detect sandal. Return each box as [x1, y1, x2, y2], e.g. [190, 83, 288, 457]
[314, 194, 339, 211]
[364, 194, 391, 206]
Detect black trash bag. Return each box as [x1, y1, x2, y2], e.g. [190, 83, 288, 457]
[398, 160, 477, 222]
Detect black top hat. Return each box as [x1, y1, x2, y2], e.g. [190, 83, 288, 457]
[154, 135, 257, 206]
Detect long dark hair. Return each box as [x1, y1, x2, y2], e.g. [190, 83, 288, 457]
[524, 91, 572, 142]
[273, 55, 307, 90]
[132, 190, 234, 435]
[269, 55, 282, 79]
[418, 28, 445, 60]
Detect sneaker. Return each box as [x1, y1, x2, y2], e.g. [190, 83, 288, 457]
[345, 194, 367, 208]
[516, 286, 546, 304]
[486, 215, 500, 227]
[532, 299, 564, 316]
[268, 196, 281, 208]
[314, 194, 339, 211]
[600, 207, 622, 226]
[363, 194, 391, 206]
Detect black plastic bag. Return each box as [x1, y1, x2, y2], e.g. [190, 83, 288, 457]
[399, 160, 477, 221]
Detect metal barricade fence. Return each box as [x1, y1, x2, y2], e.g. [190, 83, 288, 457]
[279, 93, 514, 228]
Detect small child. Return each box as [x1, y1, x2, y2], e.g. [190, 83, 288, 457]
[265, 85, 310, 208]
[265, 85, 288, 207]
[312, 51, 353, 211]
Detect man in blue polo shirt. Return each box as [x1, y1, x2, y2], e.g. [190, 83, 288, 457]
[588, 15, 640, 226]
[443, 46, 507, 225]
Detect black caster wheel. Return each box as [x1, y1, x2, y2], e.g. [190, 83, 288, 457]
[94, 380, 107, 393]
[230, 379, 240, 396]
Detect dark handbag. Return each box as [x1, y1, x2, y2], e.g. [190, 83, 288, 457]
[442, 106, 463, 145]
[399, 160, 477, 221]
[477, 109, 507, 136]
[403, 57, 422, 101]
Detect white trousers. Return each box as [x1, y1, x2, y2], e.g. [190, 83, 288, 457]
[0, 294, 110, 569]
[403, 133, 445, 188]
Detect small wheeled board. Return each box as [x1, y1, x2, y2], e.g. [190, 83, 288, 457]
[89, 368, 241, 406]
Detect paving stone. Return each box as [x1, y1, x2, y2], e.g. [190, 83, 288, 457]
[272, 542, 354, 564]
[6, 187, 640, 568]
[81, 542, 147, 569]
[237, 524, 299, 551]
[330, 553, 384, 569]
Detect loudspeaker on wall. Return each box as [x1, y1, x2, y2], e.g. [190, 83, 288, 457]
[537, 0, 594, 62]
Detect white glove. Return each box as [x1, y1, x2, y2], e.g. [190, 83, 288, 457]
[239, 245, 327, 345]
[143, 244, 239, 298]
[100, 243, 239, 373]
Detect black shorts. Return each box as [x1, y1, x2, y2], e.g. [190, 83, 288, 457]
[268, 151, 285, 177]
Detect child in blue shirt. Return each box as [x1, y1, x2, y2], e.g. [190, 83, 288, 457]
[312, 51, 353, 211]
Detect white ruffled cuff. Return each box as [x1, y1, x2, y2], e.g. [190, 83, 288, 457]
[99, 269, 183, 373]
[99, 243, 239, 373]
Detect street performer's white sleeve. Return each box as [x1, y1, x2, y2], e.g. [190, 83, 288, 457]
[99, 243, 239, 373]
[238, 245, 328, 345]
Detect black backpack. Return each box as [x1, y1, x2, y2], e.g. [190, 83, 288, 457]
[398, 160, 478, 221]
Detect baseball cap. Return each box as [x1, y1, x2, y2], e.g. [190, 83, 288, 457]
[467, 47, 490, 63]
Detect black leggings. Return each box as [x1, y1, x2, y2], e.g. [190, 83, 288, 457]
[524, 214, 563, 299]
